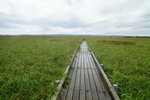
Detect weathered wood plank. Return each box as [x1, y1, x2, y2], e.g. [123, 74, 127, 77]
[66, 53, 80, 100]
[61, 86, 69, 100]
[89, 55, 112, 100]
[61, 54, 78, 100]
[72, 52, 82, 100]
[90, 51, 120, 100]
[88, 55, 109, 100]
[86, 54, 99, 100]
[84, 54, 93, 100]
[73, 69, 81, 100]
[80, 54, 86, 100]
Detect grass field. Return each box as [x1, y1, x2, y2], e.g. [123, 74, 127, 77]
[0, 36, 81, 100]
[87, 36, 150, 100]
[0, 36, 150, 100]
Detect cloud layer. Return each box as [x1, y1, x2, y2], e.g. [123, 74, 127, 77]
[0, 0, 150, 36]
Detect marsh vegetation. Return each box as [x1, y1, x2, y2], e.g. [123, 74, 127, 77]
[0, 36, 149, 100]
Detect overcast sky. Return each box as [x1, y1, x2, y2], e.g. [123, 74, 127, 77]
[0, 0, 150, 36]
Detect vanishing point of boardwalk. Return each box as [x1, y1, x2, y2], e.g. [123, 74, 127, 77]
[61, 41, 116, 100]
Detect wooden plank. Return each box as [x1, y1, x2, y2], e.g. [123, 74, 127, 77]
[72, 73, 80, 100]
[73, 54, 81, 100]
[61, 54, 78, 100]
[80, 54, 86, 100]
[89, 55, 112, 100]
[90, 51, 120, 100]
[77, 53, 81, 69]
[61, 86, 69, 100]
[66, 53, 80, 100]
[86, 54, 99, 100]
[84, 54, 92, 100]
[89, 55, 106, 91]
[88, 55, 111, 100]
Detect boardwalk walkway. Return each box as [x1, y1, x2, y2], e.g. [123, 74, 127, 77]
[61, 41, 113, 100]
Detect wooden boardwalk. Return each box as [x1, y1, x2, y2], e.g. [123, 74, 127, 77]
[60, 41, 113, 100]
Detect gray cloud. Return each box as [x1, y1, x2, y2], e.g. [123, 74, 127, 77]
[0, 0, 150, 36]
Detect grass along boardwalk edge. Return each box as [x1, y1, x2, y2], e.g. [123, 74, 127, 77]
[51, 48, 78, 100]
[90, 50, 120, 100]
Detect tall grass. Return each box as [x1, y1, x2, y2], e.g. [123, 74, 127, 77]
[87, 36, 150, 100]
[0, 36, 149, 100]
[0, 36, 81, 100]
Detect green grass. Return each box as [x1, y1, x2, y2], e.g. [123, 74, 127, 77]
[0, 36, 81, 100]
[0, 36, 149, 100]
[86, 36, 150, 100]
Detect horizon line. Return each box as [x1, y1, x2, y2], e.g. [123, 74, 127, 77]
[0, 34, 150, 37]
